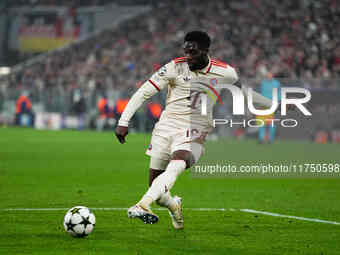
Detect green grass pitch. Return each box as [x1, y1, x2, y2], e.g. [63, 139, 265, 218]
[0, 127, 339, 255]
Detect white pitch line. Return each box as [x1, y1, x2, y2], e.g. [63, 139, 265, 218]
[1, 207, 339, 226]
[0, 207, 226, 212]
[241, 209, 340, 226]
[91, 208, 227, 211]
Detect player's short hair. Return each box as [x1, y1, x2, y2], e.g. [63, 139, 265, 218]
[184, 31, 211, 50]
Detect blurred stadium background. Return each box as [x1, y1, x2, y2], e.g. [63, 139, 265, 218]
[1, 2, 340, 254]
[0, 0, 339, 142]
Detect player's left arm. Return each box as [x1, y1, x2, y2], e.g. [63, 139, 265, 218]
[221, 65, 273, 108]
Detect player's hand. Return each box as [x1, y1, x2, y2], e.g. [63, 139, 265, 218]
[115, 126, 128, 144]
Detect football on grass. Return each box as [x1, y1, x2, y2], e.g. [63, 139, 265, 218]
[64, 206, 96, 237]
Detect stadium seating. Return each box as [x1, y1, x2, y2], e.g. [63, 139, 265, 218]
[5, 0, 340, 92]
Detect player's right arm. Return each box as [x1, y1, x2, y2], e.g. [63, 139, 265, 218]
[218, 65, 273, 108]
[115, 62, 175, 144]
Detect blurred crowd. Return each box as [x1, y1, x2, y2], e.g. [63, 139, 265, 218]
[4, 0, 340, 95]
[4, 0, 157, 8]
[5, 0, 118, 8]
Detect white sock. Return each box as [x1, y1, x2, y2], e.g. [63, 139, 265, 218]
[141, 160, 186, 205]
[156, 192, 175, 208]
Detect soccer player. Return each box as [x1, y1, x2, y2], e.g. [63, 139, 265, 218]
[257, 72, 281, 144]
[115, 31, 272, 229]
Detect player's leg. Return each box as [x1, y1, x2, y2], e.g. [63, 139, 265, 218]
[258, 125, 266, 143]
[168, 142, 204, 228]
[128, 124, 204, 227]
[127, 166, 165, 224]
[269, 125, 276, 143]
[141, 142, 203, 228]
[166, 149, 193, 229]
[265, 124, 270, 142]
[136, 150, 189, 228]
[128, 134, 171, 224]
[141, 139, 205, 203]
[148, 158, 179, 214]
[149, 169, 164, 186]
[149, 149, 195, 202]
[148, 157, 174, 207]
[139, 122, 199, 205]
[139, 153, 189, 208]
[149, 160, 166, 187]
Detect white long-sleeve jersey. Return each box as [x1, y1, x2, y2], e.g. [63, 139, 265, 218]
[118, 57, 272, 130]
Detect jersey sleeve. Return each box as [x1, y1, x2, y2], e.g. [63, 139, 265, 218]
[118, 61, 175, 127]
[228, 66, 239, 85]
[213, 64, 239, 85]
[148, 61, 175, 91]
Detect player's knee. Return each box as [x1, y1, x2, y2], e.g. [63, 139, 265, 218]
[149, 157, 168, 186]
[149, 168, 165, 186]
[155, 195, 166, 207]
[171, 150, 195, 169]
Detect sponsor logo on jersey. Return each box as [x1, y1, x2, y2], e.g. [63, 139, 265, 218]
[183, 76, 191, 82]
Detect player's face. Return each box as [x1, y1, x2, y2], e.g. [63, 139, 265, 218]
[183, 41, 207, 71]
